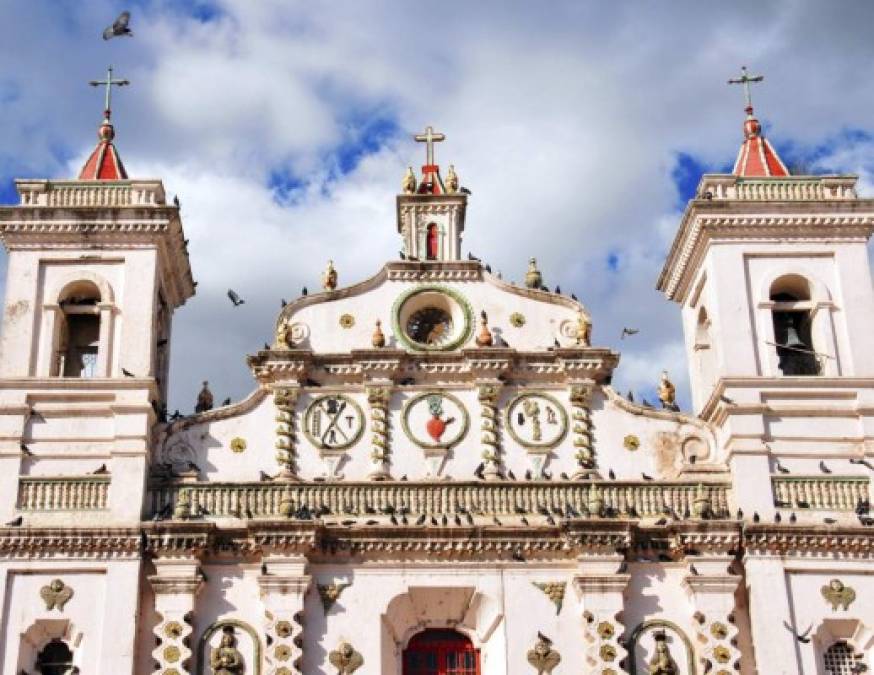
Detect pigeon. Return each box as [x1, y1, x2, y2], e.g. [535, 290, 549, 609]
[789, 512, 797, 523]
[524, 469, 533, 480]
[92, 464, 109, 475]
[399, 251, 406, 260]
[520, 515, 529, 526]
[511, 547, 525, 562]
[221, 397, 231, 406]
[824, 517, 837, 525]
[775, 458, 790, 474]
[400, 474, 408, 481]
[485, 264, 492, 273]
[819, 460, 832, 474]
[473, 463, 485, 479]
[227, 289, 245, 306]
[783, 621, 812, 644]
[719, 394, 736, 405]
[414, 514, 426, 526]
[752, 512, 760, 523]
[850, 457, 874, 470]
[173, 195, 180, 208]
[627, 390, 635, 403]
[259, 471, 275, 482]
[301, 287, 308, 296]
[459, 187, 472, 195]
[281, 299, 287, 308]
[122, 368, 135, 377]
[263, 343, 271, 350]
[492, 516, 502, 526]
[390, 514, 398, 525]
[555, 286, 561, 295]
[157, 338, 168, 347]
[103, 11, 133, 40]
[341, 519, 356, 526]
[5, 516, 22, 527]
[506, 469, 517, 481]
[689, 564, 699, 576]
[641, 473, 653, 481]
[430, 516, 438, 526]
[560, 472, 569, 480]
[571, 293, 578, 301]
[467, 252, 481, 262]
[553, 338, 561, 348]
[736, 509, 743, 520]
[774, 512, 782, 523]
[620, 327, 639, 339]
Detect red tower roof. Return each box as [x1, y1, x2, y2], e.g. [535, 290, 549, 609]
[79, 112, 128, 180]
[732, 105, 789, 177]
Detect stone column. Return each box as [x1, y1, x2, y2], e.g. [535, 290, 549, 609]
[258, 555, 312, 675]
[149, 557, 203, 675]
[682, 557, 743, 674]
[274, 385, 301, 480]
[477, 381, 503, 479]
[96, 303, 115, 377]
[569, 382, 597, 478]
[743, 556, 799, 675]
[366, 383, 392, 480]
[573, 556, 630, 674]
[37, 304, 61, 376]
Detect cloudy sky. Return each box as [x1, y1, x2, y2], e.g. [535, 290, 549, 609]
[1, 1, 874, 412]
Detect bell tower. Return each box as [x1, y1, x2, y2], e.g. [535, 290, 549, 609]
[0, 67, 195, 522]
[657, 67, 874, 514]
[396, 125, 468, 261]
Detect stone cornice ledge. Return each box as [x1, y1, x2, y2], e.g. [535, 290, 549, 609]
[743, 524, 874, 558]
[0, 526, 141, 559]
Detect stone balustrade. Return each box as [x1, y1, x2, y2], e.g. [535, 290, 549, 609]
[696, 175, 857, 201]
[17, 476, 111, 511]
[148, 480, 730, 520]
[16, 179, 166, 208]
[771, 475, 869, 511]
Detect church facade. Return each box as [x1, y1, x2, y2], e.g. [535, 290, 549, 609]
[1, 76, 874, 675]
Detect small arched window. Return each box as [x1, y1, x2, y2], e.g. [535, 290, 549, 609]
[694, 307, 711, 350]
[35, 638, 75, 675]
[823, 640, 865, 674]
[55, 280, 102, 378]
[769, 275, 819, 376]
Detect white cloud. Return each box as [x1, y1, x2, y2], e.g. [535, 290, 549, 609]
[3, 1, 874, 411]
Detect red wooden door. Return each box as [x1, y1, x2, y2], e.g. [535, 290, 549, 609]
[426, 223, 439, 259]
[403, 629, 480, 675]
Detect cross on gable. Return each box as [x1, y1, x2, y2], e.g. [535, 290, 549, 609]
[89, 65, 130, 117]
[727, 66, 764, 110]
[414, 125, 446, 166]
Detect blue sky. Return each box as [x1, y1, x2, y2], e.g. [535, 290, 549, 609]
[2, 1, 874, 412]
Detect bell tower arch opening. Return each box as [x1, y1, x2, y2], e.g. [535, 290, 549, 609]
[769, 274, 820, 376]
[403, 629, 480, 675]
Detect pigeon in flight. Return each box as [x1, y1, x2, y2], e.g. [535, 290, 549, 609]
[227, 289, 245, 306]
[103, 11, 133, 40]
[620, 327, 639, 339]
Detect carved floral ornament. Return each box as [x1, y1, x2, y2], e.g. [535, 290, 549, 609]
[532, 581, 566, 614]
[623, 434, 640, 451]
[328, 641, 363, 674]
[318, 582, 351, 611]
[527, 632, 561, 674]
[229, 437, 247, 453]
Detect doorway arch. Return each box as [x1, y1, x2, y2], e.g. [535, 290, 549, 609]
[403, 629, 480, 675]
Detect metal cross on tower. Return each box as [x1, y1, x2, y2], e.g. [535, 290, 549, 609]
[89, 65, 130, 116]
[414, 125, 446, 166]
[727, 66, 764, 110]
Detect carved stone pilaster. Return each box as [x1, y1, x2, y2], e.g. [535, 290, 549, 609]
[574, 557, 630, 673]
[366, 384, 392, 480]
[259, 556, 312, 675]
[569, 382, 597, 478]
[477, 381, 503, 480]
[682, 558, 742, 674]
[274, 386, 301, 479]
[149, 558, 204, 675]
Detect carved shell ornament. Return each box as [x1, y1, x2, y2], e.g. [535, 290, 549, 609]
[821, 578, 857, 610]
[527, 631, 561, 674]
[40, 578, 74, 611]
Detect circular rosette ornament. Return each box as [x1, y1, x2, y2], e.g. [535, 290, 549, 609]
[402, 392, 469, 449]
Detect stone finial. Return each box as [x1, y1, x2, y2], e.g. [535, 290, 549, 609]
[195, 381, 213, 413]
[658, 370, 678, 411]
[525, 258, 543, 289]
[476, 310, 493, 347]
[371, 319, 386, 348]
[322, 260, 338, 291]
[328, 641, 364, 674]
[576, 310, 592, 346]
[445, 164, 459, 194]
[39, 579, 74, 611]
[401, 166, 417, 194]
[527, 632, 561, 674]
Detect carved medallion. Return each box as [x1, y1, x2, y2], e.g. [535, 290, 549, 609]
[599, 644, 617, 661]
[402, 392, 469, 449]
[339, 313, 355, 329]
[596, 621, 615, 640]
[303, 395, 365, 451]
[229, 437, 247, 453]
[510, 312, 526, 328]
[275, 621, 293, 638]
[274, 644, 292, 661]
[532, 582, 566, 615]
[39, 579, 73, 611]
[821, 578, 856, 611]
[392, 285, 474, 352]
[709, 622, 728, 640]
[275, 669, 292, 675]
[328, 641, 364, 674]
[164, 621, 184, 639]
[623, 434, 640, 451]
[506, 393, 568, 449]
[713, 645, 731, 663]
[163, 645, 181, 663]
[163, 670, 181, 675]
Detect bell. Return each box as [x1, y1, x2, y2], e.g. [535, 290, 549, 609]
[784, 325, 805, 349]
